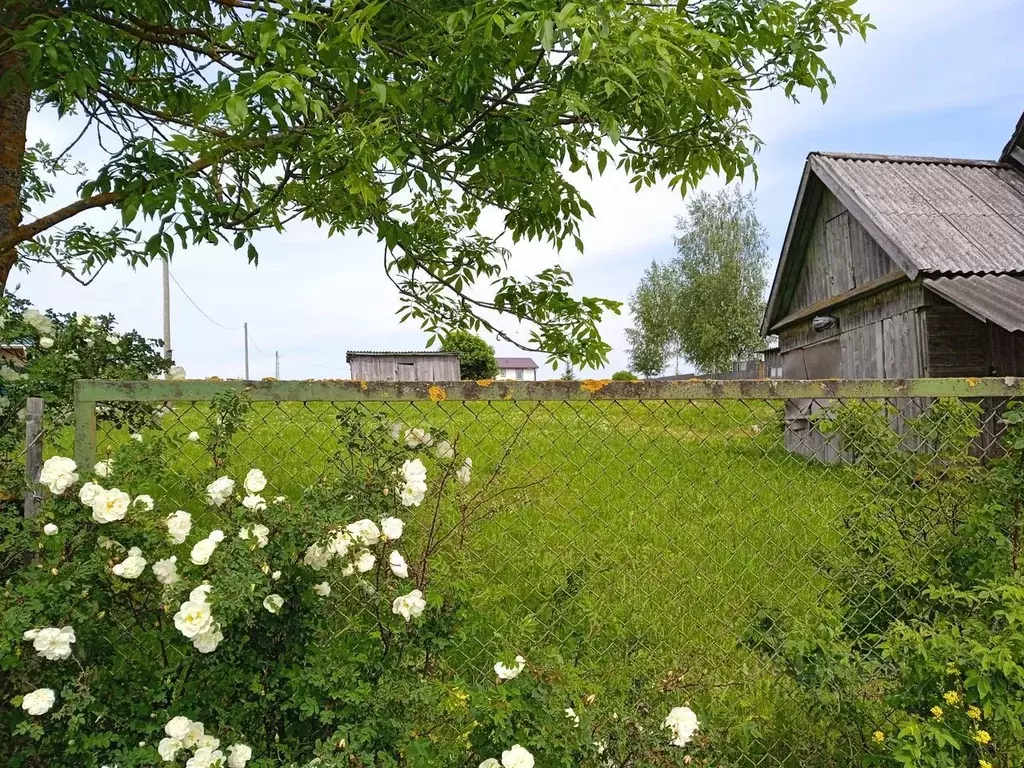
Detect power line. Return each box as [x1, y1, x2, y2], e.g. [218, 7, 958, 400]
[246, 329, 350, 374]
[167, 270, 242, 331]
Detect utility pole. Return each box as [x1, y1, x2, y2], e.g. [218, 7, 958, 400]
[243, 322, 250, 379]
[275, 350, 280, 379]
[162, 258, 172, 379]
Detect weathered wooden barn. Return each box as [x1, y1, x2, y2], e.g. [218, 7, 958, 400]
[762, 114, 1024, 457]
[346, 351, 460, 382]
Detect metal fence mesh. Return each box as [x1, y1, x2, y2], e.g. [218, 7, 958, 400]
[72, 379, 1023, 766]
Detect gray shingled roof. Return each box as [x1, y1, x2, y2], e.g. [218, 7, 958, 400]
[811, 153, 1024, 275]
[496, 357, 538, 369]
[922, 274, 1024, 333]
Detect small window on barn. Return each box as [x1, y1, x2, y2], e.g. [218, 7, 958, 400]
[515, 369, 524, 380]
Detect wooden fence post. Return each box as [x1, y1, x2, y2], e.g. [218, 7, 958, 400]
[24, 397, 43, 518]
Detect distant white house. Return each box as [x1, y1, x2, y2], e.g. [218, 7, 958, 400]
[496, 357, 538, 381]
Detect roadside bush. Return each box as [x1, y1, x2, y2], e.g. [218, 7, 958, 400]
[1, 394, 703, 767]
[745, 398, 1024, 768]
[611, 371, 638, 382]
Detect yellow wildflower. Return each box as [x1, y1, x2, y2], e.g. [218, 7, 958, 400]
[943, 691, 961, 706]
[978, 761, 992, 768]
[946, 663, 960, 675]
[930, 706, 944, 721]
[872, 731, 885, 744]
[973, 730, 992, 745]
[967, 706, 983, 721]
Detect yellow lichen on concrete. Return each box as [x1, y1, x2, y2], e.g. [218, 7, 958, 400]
[476, 379, 494, 387]
[428, 385, 447, 402]
[965, 377, 979, 388]
[359, 380, 368, 390]
[579, 379, 611, 394]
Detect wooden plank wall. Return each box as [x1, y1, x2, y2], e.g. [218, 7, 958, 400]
[788, 190, 896, 312]
[349, 355, 461, 382]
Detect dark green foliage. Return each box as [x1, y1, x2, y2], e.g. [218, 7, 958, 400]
[611, 370, 637, 381]
[440, 331, 498, 380]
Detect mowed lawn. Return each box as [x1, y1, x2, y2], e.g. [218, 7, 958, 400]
[87, 397, 861, 711]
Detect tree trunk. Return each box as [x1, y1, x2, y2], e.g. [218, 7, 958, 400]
[0, 5, 35, 291]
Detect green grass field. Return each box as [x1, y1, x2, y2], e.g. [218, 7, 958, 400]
[85, 398, 862, 707]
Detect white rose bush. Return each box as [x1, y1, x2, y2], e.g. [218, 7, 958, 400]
[2, 399, 706, 767]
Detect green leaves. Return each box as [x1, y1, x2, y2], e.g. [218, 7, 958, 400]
[5, 0, 870, 368]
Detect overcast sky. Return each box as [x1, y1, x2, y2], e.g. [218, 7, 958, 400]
[16, 0, 1024, 380]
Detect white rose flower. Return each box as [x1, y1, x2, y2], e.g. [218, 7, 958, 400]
[133, 494, 155, 511]
[389, 422, 403, 441]
[173, 600, 213, 638]
[404, 428, 433, 448]
[313, 581, 331, 597]
[196, 734, 220, 751]
[345, 518, 381, 546]
[181, 719, 205, 749]
[271, 570, 281, 581]
[23, 308, 55, 335]
[565, 707, 580, 727]
[21, 688, 56, 716]
[242, 494, 266, 512]
[205, 476, 235, 506]
[23, 626, 76, 660]
[130, 432, 143, 442]
[399, 483, 426, 507]
[169, 365, 187, 380]
[43, 523, 58, 535]
[341, 562, 355, 576]
[243, 468, 267, 494]
[263, 594, 284, 614]
[501, 745, 534, 768]
[389, 551, 409, 578]
[273, 495, 286, 503]
[92, 488, 130, 524]
[494, 655, 526, 681]
[208, 529, 225, 543]
[227, 743, 253, 768]
[190, 583, 213, 603]
[165, 715, 192, 740]
[112, 546, 147, 579]
[328, 530, 351, 557]
[39, 336, 54, 349]
[152, 556, 180, 585]
[166, 510, 192, 544]
[434, 440, 455, 459]
[392, 589, 426, 621]
[456, 457, 472, 485]
[190, 537, 220, 565]
[380, 516, 404, 541]
[185, 746, 224, 768]
[401, 458, 427, 484]
[94, 460, 113, 478]
[158, 736, 183, 761]
[187, 431, 201, 442]
[479, 761, 501, 768]
[663, 706, 700, 747]
[192, 626, 223, 653]
[252, 524, 269, 548]
[355, 550, 376, 573]
[39, 456, 79, 495]
[79, 481, 103, 506]
[303, 542, 332, 570]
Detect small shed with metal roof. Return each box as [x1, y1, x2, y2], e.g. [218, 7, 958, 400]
[346, 351, 460, 382]
[762, 110, 1024, 458]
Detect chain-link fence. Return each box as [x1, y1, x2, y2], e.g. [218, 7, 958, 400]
[70, 377, 1024, 766]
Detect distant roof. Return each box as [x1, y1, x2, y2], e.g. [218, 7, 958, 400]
[496, 357, 538, 369]
[923, 274, 1024, 334]
[345, 350, 458, 362]
[1001, 110, 1024, 169]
